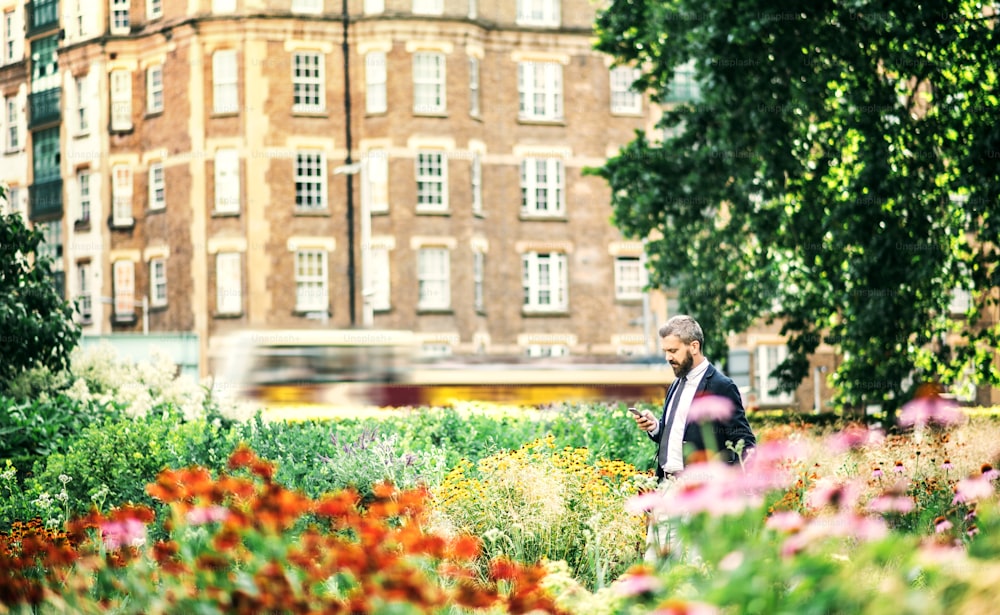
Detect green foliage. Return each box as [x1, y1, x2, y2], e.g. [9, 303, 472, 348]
[591, 0, 1000, 417]
[0, 209, 81, 397]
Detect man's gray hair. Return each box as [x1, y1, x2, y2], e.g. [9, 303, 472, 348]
[658, 315, 704, 348]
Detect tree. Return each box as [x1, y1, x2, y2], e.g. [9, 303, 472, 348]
[0, 191, 81, 395]
[591, 0, 1000, 416]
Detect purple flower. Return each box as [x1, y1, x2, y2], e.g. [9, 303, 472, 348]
[898, 396, 966, 428]
[101, 518, 147, 550]
[934, 516, 953, 533]
[686, 394, 734, 423]
[941, 459, 953, 471]
[952, 476, 995, 504]
[893, 461, 905, 474]
[872, 466, 883, 479]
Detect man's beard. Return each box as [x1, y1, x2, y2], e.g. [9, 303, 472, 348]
[672, 353, 694, 378]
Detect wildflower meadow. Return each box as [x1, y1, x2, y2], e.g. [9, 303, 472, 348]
[3, 345, 1000, 613]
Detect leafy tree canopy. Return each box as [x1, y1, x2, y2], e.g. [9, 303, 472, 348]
[592, 0, 1000, 414]
[0, 194, 81, 396]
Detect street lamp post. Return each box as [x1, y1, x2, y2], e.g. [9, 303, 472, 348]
[334, 158, 373, 328]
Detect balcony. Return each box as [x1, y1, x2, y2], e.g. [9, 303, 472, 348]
[29, 178, 63, 221]
[29, 88, 60, 128]
[27, 0, 59, 36]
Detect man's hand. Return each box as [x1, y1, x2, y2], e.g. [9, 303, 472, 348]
[633, 409, 658, 433]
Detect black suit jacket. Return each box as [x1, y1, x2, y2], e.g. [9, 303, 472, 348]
[648, 362, 756, 480]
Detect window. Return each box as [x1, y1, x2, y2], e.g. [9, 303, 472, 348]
[146, 65, 163, 113]
[520, 158, 564, 216]
[412, 0, 442, 14]
[473, 250, 484, 311]
[756, 345, 794, 405]
[74, 0, 88, 38]
[417, 247, 450, 309]
[75, 76, 89, 134]
[412, 52, 445, 114]
[112, 165, 133, 226]
[610, 66, 641, 114]
[371, 247, 390, 310]
[149, 258, 167, 307]
[5, 96, 19, 151]
[517, 0, 560, 26]
[365, 51, 387, 114]
[2, 186, 22, 216]
[216, 252, 242, 314]
[522, 251, 567, 312]
[518, 62, 562, 121]
[420, 342, 453, 358]
[77, 170, 91, 223]
[32, 127, 59, 183]
[526, 344, 568, 358]
[614, 256, 646, 300]
[665, 59, 701, 103]
[113, 260, 135, 320]
[147, 0, 162, 19]
[212, 0, 235, 12]
[77, 262, 92, 323]
[468, 0, 477, 19]
[363, 0, 384, 14]
[295, 249, 328, 312]
[4, 9, 22, 64]
[468, 56, 480, 116]
[291, 0, 322, 14]
[367, 149, 388, 213]
[471, 152, 482, 215]
[727, 349, 751, 393]
[212, 50, 238, 114]
[31, 36, 58, 90]
[292, 52, 324, 112]
[214, 148, 240, 213]
[110, 0, 130, 34]
[295, 150, 327, 211]
[110, 70, 132, 131]
[148, 162, 165, 210]
[415, 150, 447, 212]
[37, 221, 63, 272]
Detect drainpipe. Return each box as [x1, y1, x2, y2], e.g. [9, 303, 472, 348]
[342, 0, 356, 326]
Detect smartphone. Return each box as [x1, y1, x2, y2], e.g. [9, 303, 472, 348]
[628, 407, 641, 416]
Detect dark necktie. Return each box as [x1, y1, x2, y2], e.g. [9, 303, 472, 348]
[657, 376, 687, 471]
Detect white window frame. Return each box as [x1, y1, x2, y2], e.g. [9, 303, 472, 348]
[4, 9, 21, 64]
[473, 249, 484, 312]
[516, 0, 560, 27]
[148, 162, 165, 210]
[367, 149, 389, 213]
[74, 0, 88, 38]
[146, 65, 163, 114]
[520, 157, 564, 216]
[469, 56, 480, 117]
[291, 0, 322, 14]
[2, 186, 23, 216]
[75, 75, 89, 134]
[417, 247, 450, 310]
[614, 256, 646, 300]
[110, 0, 130, 34]
[292, 51, 325, 113]
[363, 0, 384, 14]
[756, 345, 794, 405]
[212, 49, 238, 114]
[522, 251, 568, 312]
[295, 150, 327, 211]
[216, 252, 242, 315]
[110, 70, 132, 131]
[112, 165, 133, 226]
[371, 247, 390, 311]
[294, 249, 329, 312]
[365, 51, 387, 114]
[471, 152, 482, 215]
[610, 66, 642, 115]
[518, 61, 563, 121]
[415, 150, 447, 212]
[113, 260, 136, 320]
[147, 0, 162, 20]
[412, 52, 445, 114]
[5, 96, 20, 151]
[149, 257, 167, 307]
[77, 170, 91, 223]
[214, 148, 240, 213]
[526, 344, 568, 358]
[77, 261, 92, 323]
[212, 0, 236, 12]
[468, 0, 477, 19]
[412, 0, 443, 15]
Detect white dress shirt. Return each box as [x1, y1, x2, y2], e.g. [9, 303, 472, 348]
[654, 358, 711, 474]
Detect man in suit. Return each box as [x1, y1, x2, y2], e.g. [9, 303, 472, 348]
[633, 314, 756, 481]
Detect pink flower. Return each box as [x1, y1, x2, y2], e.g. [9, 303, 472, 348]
[934, 517, 953, 533]
[872, 466, 883, 479]
[806, 478, 859, 511]
[826, 424, 870, 453]
[781, 511, 888, 557]
[613, 571, 663, 597]
[718, 550, 744, 571]
[898, 396, 966, 428]
[630, 461, 763, 519]
[868, 494, 915, 514]
[952, 476, 995, 504]
[741, 440, 803, 492]
[686, 395, 734, 423]
[766, 511, 805, 533]
[185, 505, 230, 526]
[101, 518, 147, 550]
[625, 490, 665, 516]
[652, 600, 720, 615]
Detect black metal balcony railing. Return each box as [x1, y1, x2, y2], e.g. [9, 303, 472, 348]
[29, 178, 63, 221]
[27, 0, 59, 35]
[29, 88, 60, 128]
[51, 270, 65, 301]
